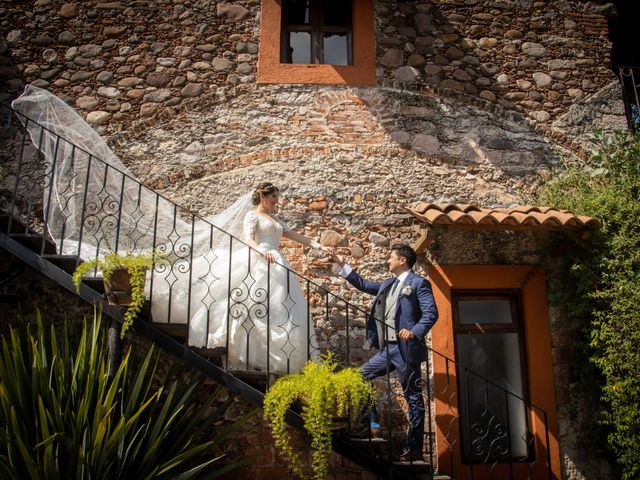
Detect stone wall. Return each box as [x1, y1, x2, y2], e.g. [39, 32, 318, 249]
[114, 84, 562, 215]
[0, 0, 626, 478]
[375, 0, 617, 127]
[1, 0, 261, 128]
[551, 80, 628, 150]
[0, 0, 626, 139]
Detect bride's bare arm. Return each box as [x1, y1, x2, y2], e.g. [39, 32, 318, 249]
[283, 229, 316, 247]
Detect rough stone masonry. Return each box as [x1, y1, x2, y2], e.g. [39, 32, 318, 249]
[0, 0, 627, 478]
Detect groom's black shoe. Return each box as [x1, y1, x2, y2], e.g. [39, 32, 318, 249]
[397, 448, 424, 462]
[349, 423, 382, 439]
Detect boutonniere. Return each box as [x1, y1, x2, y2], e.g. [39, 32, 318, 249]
[400, 285, 413, 297]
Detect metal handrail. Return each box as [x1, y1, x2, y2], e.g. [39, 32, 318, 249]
[1, 103, 369, 320]
[0, 101, 553, 478]
[618, 66, 640, 133]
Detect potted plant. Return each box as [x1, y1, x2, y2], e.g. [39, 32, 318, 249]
[73, 249, 168, 337]
[263, 353, 375, 480]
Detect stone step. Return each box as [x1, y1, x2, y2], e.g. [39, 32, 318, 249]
[81, 276, 106, 293]
[391, 459, 431, 470]
[152, 322, 188, 339]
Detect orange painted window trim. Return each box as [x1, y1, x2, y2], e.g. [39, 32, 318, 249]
[258, 0, 376, 85]
[428, 264, 561, 480]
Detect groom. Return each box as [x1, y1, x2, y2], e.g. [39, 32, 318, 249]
[334, 244, 438, 461]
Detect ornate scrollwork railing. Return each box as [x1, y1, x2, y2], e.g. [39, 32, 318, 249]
[0, 102, 553, 479]
[619, 66, 640, 133]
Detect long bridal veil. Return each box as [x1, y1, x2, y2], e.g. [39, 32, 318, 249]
[10, 85, 250, 256]
[10, 86, 316, 373]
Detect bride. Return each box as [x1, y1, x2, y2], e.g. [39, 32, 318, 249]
[10, 86, 324, 375]
[178, 182, 327, 374]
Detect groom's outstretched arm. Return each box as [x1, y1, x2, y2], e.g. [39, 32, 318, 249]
[334, 254, 381, 296]
[345, 269, 382, 296]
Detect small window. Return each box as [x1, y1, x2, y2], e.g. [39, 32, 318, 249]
[281, 0, 353, 65]
[259, 0, 375, 85]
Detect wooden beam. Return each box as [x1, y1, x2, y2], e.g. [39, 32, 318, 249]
[412, 223, 432, 254]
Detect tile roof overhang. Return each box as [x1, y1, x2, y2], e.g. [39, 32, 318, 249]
[406, 203, 600, 232]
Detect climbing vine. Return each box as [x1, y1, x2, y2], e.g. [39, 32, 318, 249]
[538, 130, 640, 479]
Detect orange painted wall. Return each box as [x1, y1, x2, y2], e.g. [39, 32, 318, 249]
[428, 264, 561, 480]
[258, 0, 376, 85]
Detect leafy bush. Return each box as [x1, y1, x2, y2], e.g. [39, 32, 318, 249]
[0, 308, 254, 479]
[539, 130, 640, 479]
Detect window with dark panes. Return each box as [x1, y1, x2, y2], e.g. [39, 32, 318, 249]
[281, 0, 353, 65]
[452, 290, 533, 463]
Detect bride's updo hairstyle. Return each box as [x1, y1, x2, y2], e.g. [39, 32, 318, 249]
[252, 182, 279, 205]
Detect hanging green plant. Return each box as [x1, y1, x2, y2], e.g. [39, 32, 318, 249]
[263, 353, 375, 480]
[73, 250, 168, 337]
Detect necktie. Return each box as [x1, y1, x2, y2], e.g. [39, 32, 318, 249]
[390, 279, 400, 296]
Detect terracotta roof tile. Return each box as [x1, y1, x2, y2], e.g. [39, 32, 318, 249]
[406, 203, 600, 231]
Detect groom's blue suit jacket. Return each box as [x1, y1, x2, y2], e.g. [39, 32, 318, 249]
[345, 270, 438, 363]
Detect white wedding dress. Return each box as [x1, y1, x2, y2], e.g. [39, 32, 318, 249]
[10, 86, 315, 375]
[150, 208, 317, 374]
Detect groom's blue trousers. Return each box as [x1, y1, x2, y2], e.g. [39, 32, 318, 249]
[360, 342, 425, 450]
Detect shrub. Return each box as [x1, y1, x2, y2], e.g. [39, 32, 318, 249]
[0, 308, 254, 479]
[539, 129, 640, 479]
[263, 353, 375, 480]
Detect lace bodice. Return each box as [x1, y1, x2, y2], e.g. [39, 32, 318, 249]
[243, 211, 286, 251]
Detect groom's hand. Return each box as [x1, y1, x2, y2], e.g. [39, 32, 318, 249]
[332, 253, 346, 267]
[398, 329, 415, 341]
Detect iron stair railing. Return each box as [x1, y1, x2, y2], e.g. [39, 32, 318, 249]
[618, 66, 640, 133]
[0, 101, 553, 479]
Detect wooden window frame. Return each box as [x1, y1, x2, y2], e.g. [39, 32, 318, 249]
[258, 0, 375, 85]
[280, 0, 353, 65]
[452, 289, 534, 464]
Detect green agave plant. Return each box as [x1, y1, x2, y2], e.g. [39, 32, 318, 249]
[0, 308, 255, 479]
